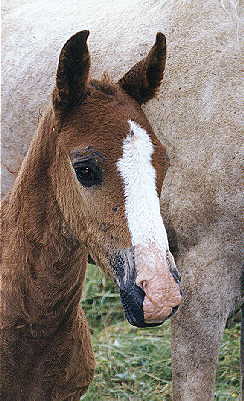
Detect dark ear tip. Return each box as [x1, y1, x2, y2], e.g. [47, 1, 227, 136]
[64, 30, 90, 51]
[80, 30, 90, 41]
[155, 32, 166, 46]
[71, 29, 90, 44]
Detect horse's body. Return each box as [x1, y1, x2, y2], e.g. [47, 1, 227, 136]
[1, 1, 242, 400]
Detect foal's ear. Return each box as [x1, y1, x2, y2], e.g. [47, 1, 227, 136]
[118, 33, 166, 105]
[53, 30, 90, 112]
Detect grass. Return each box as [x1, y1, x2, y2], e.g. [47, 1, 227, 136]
[81, 264, 241, 401]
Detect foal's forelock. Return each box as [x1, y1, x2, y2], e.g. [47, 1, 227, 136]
[117, 120, 169, 251]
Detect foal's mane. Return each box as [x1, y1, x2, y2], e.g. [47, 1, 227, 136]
[90, 73, 116, 96]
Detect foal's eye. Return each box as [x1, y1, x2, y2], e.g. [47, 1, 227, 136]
[73, 161, 102, 188]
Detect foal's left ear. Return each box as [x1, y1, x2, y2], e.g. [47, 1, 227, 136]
[118, 33, 166, 105]
[53, 30, 90, 113]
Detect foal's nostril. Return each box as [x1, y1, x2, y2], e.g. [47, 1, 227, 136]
[138, 280, 148, 291]
[172, 305, 179, 314]
[167, 305, 179, 320]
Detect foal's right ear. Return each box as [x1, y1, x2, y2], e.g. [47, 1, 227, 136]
[118, 33, 166, 105]
[53, 30, 90, 113]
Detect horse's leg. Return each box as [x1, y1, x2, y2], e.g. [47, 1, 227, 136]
[171, 301, 226, 401]
[171, 252, 240, 401]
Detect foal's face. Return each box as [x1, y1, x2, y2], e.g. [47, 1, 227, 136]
[53, 31, 182, 327]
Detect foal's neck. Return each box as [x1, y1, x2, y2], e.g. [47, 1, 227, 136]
[2, 108, 87, 333]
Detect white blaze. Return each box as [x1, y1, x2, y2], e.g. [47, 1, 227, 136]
[117, 120, 169, 251]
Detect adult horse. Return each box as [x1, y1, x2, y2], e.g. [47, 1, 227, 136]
[1, 0, 242, 400]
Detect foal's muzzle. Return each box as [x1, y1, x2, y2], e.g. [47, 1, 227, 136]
[111, 248, 182, 328]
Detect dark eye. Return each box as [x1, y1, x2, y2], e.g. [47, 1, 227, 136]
[73, 161, 102, 188]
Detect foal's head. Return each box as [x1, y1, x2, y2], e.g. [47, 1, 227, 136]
[51, 31, 182, 327]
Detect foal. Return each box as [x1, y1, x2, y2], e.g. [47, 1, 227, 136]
[0, 31, 181, 400]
